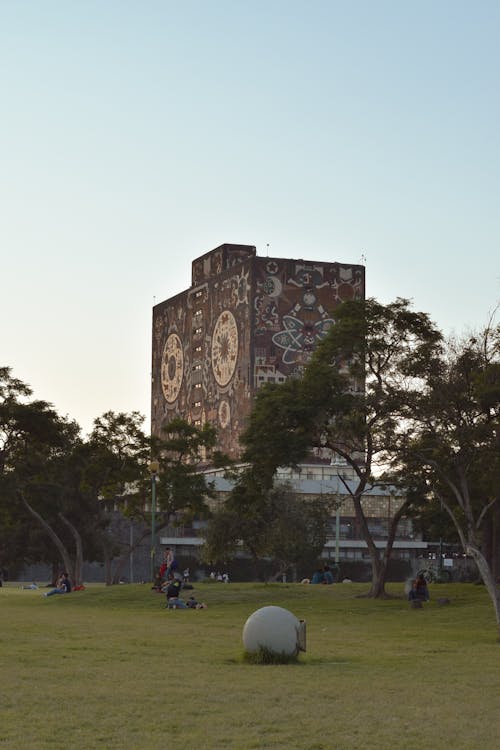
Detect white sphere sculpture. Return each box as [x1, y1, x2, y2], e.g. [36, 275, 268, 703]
[243, 605, 305, 656]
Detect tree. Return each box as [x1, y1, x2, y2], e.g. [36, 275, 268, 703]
[0, 367, 79, 578]
[102, 417, 221, 584]
[0, 368, 224, 584]
[401, 319, 500, 636]
[264, 484, 333, 581]
[201, 476, 332, 581]
[19, 419, 92, 585]
[83, 410, 151, 584]
[56, 414, 220, 585]
[241, 298, 443, 597]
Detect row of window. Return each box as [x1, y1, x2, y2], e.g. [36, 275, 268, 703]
[323, 548, 412, 562]
[257, 375, 286, 383]
[326, 517, 414, 540]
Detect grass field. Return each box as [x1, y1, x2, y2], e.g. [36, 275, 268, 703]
[1, 580, 499, 749]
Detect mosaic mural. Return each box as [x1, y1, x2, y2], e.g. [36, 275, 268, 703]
[151, 244, 364, 459]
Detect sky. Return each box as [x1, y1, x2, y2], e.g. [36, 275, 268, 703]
[1, 1, 499, 435]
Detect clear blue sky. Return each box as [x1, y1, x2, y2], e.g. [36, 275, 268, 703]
[1, 1, 499, 435]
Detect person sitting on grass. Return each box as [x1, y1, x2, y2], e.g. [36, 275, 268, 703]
[164, 577, 182, 602]
[310, 567, 325, 584]
[322, 565, 334, 584]
[43, 572, 72, 597]
[165, 578, 187, 609]
[408, 573, 430, 602]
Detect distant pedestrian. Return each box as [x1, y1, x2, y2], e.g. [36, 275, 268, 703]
[408, 573, 430, 602]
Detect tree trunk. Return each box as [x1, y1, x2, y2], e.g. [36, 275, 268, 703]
[482, 502, 500, 583]
[351, 493, 385, 597]
[103, 525, 150, 584]
[21, 495, 75, 582]
[369, 561, 387, 598]
[439, 492, 500, 640]
[102, 545, 112, 586]
[113, 526, 152, 583]
[110, 554, 132, 585]
[59, 514, 84, 586]
[337, 474, 393, 599]
[354, 495, 409, 598]
[466, 543, 500, 641]
[271, 561, 290, 582]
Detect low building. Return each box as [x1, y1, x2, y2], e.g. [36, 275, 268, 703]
[159, 461, 428, 579]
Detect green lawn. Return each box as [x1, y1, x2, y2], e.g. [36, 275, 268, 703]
[1, 581, 498, 749]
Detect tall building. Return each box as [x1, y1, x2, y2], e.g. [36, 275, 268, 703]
[151, 243, 365, 458]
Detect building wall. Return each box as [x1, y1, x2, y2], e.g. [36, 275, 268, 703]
[151, 249, 255, 457]
[151, 244, 365, 458]
[251, 256, 364, 385]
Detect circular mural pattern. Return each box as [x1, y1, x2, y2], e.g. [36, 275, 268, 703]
[211, 310, 239, 387]
[218, 399, 231, 429]
[302, 290, 316, 307]
[263, 276, 282, 297]
[161, 333, 184, 403]
[337, 283, 355, 301]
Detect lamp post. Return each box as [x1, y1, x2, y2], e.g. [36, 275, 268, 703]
[335, 505, 341, 564]
[149, 460, 159, 582]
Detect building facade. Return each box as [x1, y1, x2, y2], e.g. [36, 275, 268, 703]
[151, 243, 365, 457]
[158, 461, 429, 580]
[149, 243, 432, 581]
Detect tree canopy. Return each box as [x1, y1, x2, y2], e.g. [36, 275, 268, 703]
[398, 318, 500, 635]
[239, 298, 443, 597]
[202, 475, 332, 581]
[0, 367, 220, 584]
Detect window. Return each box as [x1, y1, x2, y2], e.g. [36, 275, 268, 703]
[194, 309, 203, 317]
[194, 383, 202, 390]
[193, 363, 202, 371]
[195, 290, 204, 299]
[194, 345, 202, 353]
[194, 419, 202, 426]
[194, 327, 202, 335]
[193, 401, 201, 408]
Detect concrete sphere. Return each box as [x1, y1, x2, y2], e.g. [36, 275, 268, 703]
[243, 605, 300, 656]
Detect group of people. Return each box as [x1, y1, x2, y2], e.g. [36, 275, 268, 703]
[164, 577, 207, 609]
[155, 548, 207, 610]
[306, 565, 335, 585]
